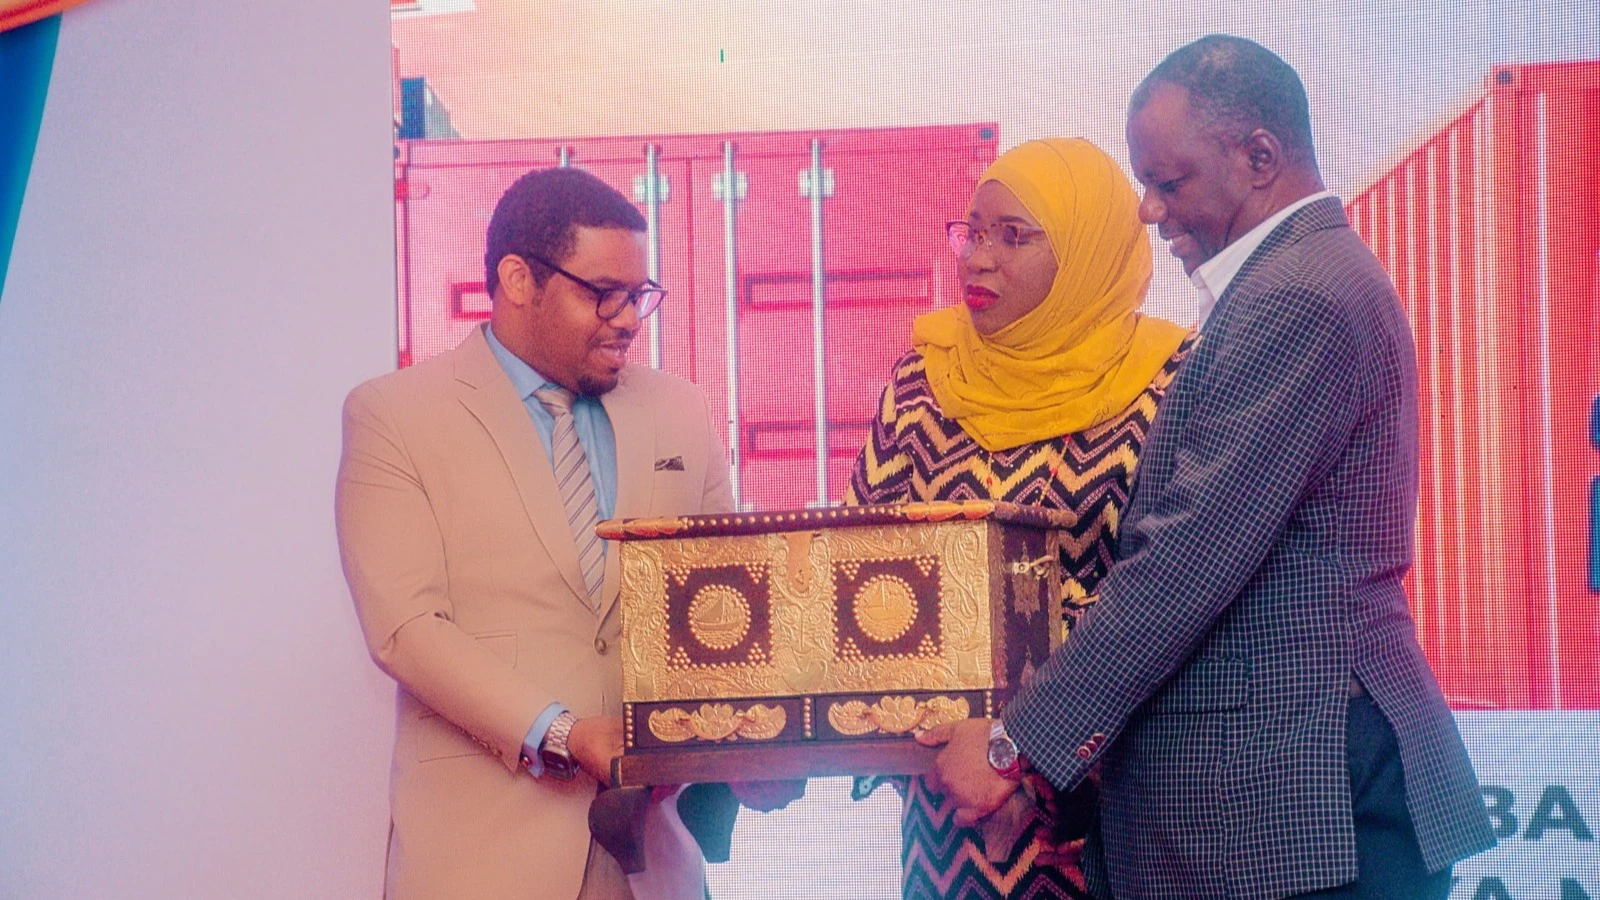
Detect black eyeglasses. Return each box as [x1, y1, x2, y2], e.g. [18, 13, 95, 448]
[523, 254, 666, 321]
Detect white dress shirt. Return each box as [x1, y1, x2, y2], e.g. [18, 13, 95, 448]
[1190, 190, 1339, 328]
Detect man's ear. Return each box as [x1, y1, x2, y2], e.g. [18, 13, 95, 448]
[495, 254, 536, 308]
[1242, 128, 1283, 189]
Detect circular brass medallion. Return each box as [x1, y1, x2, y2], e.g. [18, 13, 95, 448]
[687, 584, 751, 651]
[854, 575, 918, 643]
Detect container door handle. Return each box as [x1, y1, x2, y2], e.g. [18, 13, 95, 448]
[712, 142, 748, 508]
[633, 145, 669, 369]
[798, 139, 835, 508]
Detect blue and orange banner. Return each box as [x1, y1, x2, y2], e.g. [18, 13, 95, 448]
[0, 10, 62, 297]
[0, 0, 96, 33]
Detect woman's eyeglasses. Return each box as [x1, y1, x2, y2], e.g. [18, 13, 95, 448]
[945, 221, 1047, 259]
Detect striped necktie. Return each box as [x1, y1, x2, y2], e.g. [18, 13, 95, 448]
[533, 387, 605, 610]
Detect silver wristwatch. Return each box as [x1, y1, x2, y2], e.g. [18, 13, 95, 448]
[538, 711, 580, 780]
[987, 719, 1023, 781]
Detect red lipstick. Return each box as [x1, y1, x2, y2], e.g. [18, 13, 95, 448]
[964, 285, 998, 311]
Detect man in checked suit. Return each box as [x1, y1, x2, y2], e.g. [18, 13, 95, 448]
[336, 167, 752, 899]
[924, 35, 1495, 899]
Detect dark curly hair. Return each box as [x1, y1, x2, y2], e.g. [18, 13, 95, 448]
[483, 167, 646, 298]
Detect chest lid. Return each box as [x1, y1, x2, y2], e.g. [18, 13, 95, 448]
[597, 499, 1075, 541]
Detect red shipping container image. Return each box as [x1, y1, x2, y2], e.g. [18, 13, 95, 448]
[394, 125, 998, 512]
[1347, 62, 1600, 710]
[388, 58, 1598, 711]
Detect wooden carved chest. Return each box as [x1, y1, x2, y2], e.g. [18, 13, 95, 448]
[596, 500, 1071, 785]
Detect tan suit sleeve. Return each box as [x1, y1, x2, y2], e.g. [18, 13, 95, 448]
[336, 382, 546, 771]
[698, 389, 736, 516]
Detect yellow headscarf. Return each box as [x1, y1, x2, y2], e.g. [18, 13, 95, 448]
[913, 138, 1188, 451]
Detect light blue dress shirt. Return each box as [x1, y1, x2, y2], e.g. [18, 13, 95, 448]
[485, 325, 619, 777]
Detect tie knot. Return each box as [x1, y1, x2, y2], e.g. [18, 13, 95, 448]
[534, 386, 577, 416]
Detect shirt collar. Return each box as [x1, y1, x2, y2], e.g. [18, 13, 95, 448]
[484, 324, 559, 400]
[1190, 189, 1338, 327]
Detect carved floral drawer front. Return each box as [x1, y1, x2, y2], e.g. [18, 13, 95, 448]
[624, 690, 994, 750]
[603, 501, 1067, 757]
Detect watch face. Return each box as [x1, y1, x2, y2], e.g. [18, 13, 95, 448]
[988, 737, 1018, 770]
[541, 750, 577, 778]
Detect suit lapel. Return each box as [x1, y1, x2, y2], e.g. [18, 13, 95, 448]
[1142, 198, 1351, 511]
[1214, 196, 1350, 323]
[452, 327, 591, 606]
[599, 368, 657, 621]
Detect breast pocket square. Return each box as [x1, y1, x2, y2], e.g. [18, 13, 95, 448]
[654, 456, 685, 472]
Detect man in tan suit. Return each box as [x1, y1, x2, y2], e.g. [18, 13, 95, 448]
[337, 167, 740, 899]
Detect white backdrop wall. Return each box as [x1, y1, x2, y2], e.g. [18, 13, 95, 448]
[0, 1, 396, 897]
[4, 2, 1598, 898]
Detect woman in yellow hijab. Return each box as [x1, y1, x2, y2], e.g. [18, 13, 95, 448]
[846, 138, 1193, 899]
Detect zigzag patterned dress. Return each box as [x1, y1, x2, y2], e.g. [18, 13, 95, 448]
[845, 335, 1195, 900]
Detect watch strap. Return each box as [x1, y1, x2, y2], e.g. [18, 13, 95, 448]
[988, 719, 1023, 781]
[538, 710, 580, 779]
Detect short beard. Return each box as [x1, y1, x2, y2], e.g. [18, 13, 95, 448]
[576, 371, 620, 397]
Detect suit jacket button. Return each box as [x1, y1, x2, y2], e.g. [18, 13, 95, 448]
[595, 637, 609, 655]
[1090, 732, 1106, 743]
[1076, 746, 1092, 760]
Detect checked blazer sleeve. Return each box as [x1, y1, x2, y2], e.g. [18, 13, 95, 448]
[1004, 279, 1367, 789]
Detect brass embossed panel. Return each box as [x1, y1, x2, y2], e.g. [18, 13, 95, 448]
[627, 697, 811, 750]
[620, 520, 995, 703]
[825, 694, 967, 737]
[664, 562, 772, 669]
[834, 556, 941, 662]
[606, 502, 1068, 780]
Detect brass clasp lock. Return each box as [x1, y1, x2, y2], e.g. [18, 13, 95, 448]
[783, 531, 817, 591]
[1006, 555, 1056, 578]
